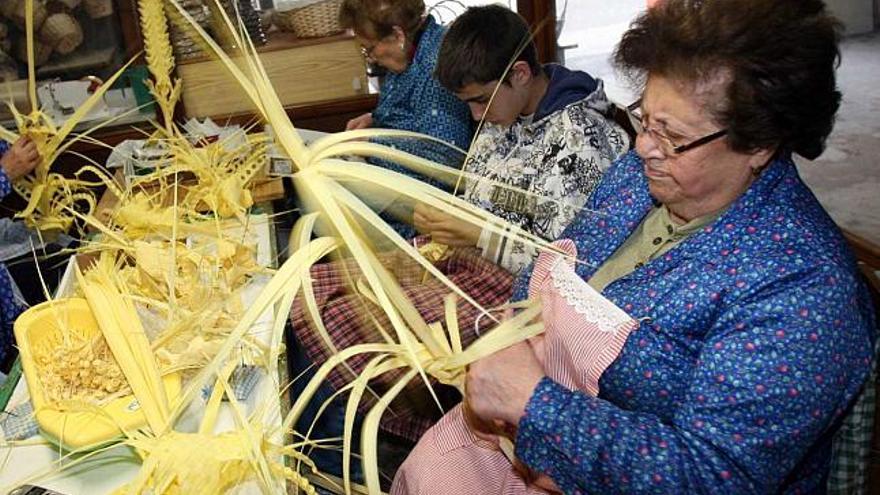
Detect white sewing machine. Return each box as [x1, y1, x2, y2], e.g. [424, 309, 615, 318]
[36, 79, 139, 126]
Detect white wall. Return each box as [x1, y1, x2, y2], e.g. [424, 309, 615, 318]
[824, 0, 874, 34]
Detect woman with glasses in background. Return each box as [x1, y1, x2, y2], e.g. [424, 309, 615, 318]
[339, 0, 472, 154]
[394, 0, 876, 493]
[337, 0, 473, 237]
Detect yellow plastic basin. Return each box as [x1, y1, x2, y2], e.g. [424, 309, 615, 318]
[13, 298, 181, 450]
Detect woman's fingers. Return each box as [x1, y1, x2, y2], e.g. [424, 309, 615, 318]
[346, 112, 373, 130]
[465, 341, 545, 425]
[24, 146, 39, 161]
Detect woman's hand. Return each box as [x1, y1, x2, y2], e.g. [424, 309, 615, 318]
[1, 137, 40, 180]
[413, 203, 482, 247]
[467, 338, 559, 492]
[345, 112, 373, 131]
[465, 340, 545, 426]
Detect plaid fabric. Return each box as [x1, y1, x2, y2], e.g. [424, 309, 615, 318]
[828, 363, 876, 495]
[201, 365, 263, 402]
[290, 245, 514, 442]
[1, 401, 38, 441]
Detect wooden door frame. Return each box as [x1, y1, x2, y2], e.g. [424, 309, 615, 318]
[517, 0, 557, 63]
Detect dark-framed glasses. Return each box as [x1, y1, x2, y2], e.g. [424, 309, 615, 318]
[359, 32, 399, 61]
[360, 43, 378, 60]
[626, 98, 728, 155]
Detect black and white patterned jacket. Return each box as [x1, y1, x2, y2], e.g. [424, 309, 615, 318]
[464, 67, 630, 274]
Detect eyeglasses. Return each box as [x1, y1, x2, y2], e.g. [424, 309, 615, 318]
[359, 33, 397, 61]
[360, 43, 378, 60]
[626, 98, 728, 155]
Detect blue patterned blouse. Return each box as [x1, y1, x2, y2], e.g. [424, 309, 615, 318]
[369, 15, 473, 237]
[511, 151, 876, 494]
[0, 140, 25, 366]
[370, 15, 473, 176]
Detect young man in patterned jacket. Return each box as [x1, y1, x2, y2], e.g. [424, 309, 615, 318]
[414, 3, 630, 275]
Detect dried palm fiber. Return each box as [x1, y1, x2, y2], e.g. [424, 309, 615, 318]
[52, 207, 262, 354]
[14, 296, 161, 451]
[112, 236, 343, 494]
[75, 259, 172, 434]
[194, 0, 550, 397]
[7, 179, 343, 490]
[13, 274, 326, 494]
[114, 362, 325, 495]
[163, 4, 567, 493]
[33, 327, 131, 403]
[136, 0, 268, 221]
[142, 132, 268, 221]
[8, 213, 327, 489]
[121, 8, 524, 495]
[39, 12, 83, 54]
[0, 0, 134, 232]
[123, 236, 267, 373]
[7, 1, 566, 492]
[4, 2, 325, 492]
[138, 0, 180, 132]
[109, 129, 269, 227]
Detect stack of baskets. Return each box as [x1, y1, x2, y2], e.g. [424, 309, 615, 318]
[273, 0, 344, 38]
[219, 0, 267, 46]
[167, 0, 213, 61]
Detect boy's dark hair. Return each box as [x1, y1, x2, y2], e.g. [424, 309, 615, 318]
[614, 0, 842, 160]
[435, 4, 540, 92]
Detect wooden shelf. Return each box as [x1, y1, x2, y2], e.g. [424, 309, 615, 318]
[205, 93, 377, 127]
[177, 35, 368, 119]
[176, 32, 357, 66]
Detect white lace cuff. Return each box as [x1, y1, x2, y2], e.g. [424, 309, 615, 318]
[549, 257, 632, 333]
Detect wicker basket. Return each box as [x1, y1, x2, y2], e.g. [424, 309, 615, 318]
[6, 0, 49, 30]
[273, 0, 343, 38]
[39, 12, 83, 55]
[15, 35, 53, 66]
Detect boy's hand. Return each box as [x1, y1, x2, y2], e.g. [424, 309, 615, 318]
[413, 203, 481, 247]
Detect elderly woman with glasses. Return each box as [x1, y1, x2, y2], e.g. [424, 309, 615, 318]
[338, 0, 473, 238]
[392, 0, 876, 493]
[339, 0, 472, 154]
